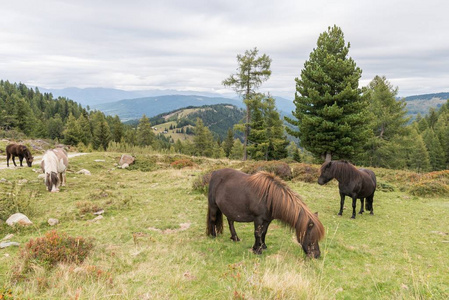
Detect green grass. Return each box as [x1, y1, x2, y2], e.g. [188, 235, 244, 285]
[0, 152, 448, 299]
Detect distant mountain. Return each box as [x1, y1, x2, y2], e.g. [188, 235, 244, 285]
[403, 92, 449, 118]
[92, 95, 245, 121]
[38, 87, 235, 106]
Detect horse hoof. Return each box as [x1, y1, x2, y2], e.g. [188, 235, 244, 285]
[351, 216, 355, 219]
[262, 244, 267, 249]
[230, 237, 240, 242]
[252, 248, 262, 255]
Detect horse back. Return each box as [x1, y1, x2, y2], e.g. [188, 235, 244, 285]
[52, 148, 69, 169]
[359, 168, 376, 192]
[209, 168, 266, 222]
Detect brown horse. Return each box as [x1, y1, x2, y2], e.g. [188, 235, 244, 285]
[41, 148, 69, 192]
[6, 144, 34, 167]
[207, 168, 325, 258]
[318, 160, 376, 219]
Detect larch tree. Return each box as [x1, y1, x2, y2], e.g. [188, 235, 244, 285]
[286, 25, 369, 162]
[223, 47, 271, 160]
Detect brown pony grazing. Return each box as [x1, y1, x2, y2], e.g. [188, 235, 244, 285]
[207, 168, 325, 258]
[41, 148, 69, 192]
[318, 160, 377, 219]
[6, 144, 34, 167]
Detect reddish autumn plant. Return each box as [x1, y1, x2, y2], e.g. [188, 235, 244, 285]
[170, 159, 195, 169]
[20, 230, 94, 270]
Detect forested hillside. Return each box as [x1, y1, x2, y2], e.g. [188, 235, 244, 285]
[147, 104, 245, 140]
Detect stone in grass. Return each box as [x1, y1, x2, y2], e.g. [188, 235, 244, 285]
[48, 218, 59, 226]
[77, 169, 91, 175]
[6, 213, 33, 226]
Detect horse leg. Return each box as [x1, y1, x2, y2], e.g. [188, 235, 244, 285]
[338, 193, 345, 216]
[261, 220, 272, 249]
[252, 219, 265, 254]
[6, 153, 10, 167]
[60, 171, 66, 186]
[359, 198, 365, 214]
[351, 197, 357, 219]
[19, 155, 24, 167]
[228, 219, 240, 242]
[367, 195, 374, 215]
[12, 155, 17, 167]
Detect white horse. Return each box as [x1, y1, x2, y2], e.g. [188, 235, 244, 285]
[41, 148, 69, 192]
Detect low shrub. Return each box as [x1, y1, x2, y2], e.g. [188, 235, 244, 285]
[408, 180, 449, 197]
[192, 172, 212, 194]
[126, 155, 158, 172]
[75, 201, 102, 215]
[170, 159, 195, 169]
[18, 230, 94, 271]
[241, 161, 292, 180]
[291, 163, 320, 183]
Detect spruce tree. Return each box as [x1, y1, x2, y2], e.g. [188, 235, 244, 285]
[63, 113, 83, 146]
[136, 115, 155, 147]
[408, 129, 431, 172]
[223, 128, 235, 158]
[193, 118, 214, 157]
[286, 25, 369, 162]
[422, 128, 445, 170]
[362, 76, 410, 167]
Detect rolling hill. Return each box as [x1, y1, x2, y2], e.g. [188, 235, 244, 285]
[402, 92, 449, 119]
[134, 104, 245, 141]
[92, 95, 246, 121]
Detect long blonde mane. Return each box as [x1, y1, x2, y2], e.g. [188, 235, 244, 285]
[247, 171, 325, 243]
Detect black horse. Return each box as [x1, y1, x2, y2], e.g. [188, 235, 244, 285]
[318, 161, 376, 219]
[6, 144, 34, 167]
[207, 168, 325, 258]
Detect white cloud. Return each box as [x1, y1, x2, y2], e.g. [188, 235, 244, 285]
[1, 0, 448, 97]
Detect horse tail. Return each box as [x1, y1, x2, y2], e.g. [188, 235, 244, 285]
[206, 171, 223, 236]
[206, 204, 223, 236]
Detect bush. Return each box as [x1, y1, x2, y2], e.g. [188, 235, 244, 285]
[408, 180, 449, 197]
[192, 172, 212, 194]
[19, 230, 94, 271]
[291, 163, 320, 183]
[170, 159, 195, 169]
[241, 161, 292, 180]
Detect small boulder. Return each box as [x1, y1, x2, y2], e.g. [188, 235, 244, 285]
[48, 218, 59, 226]
[77, 169, 91, 175]
[0, 241, 20, 249]
[6, 213, 33, 226]
[119, 155, 135, 167]
[121, 163, 129, 169]
[38, 174, 46, 179]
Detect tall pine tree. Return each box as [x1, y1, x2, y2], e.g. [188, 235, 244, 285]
[286, 25, 369, 162]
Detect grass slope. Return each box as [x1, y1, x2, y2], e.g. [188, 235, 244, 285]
[0, 153, 448, 299]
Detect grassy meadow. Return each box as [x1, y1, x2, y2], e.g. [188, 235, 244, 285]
[0, 151, 448, 299]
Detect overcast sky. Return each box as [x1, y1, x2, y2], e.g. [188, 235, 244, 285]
[1, 0, 448, 98]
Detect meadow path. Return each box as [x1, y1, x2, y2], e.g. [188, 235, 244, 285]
[0, 153, 89, 170]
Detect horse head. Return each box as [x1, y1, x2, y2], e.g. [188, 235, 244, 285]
[21, 146, 33, 167]
[298, 212, 324, 259]
[46, 171, 59, 192]
[318, 161, 333, 185]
